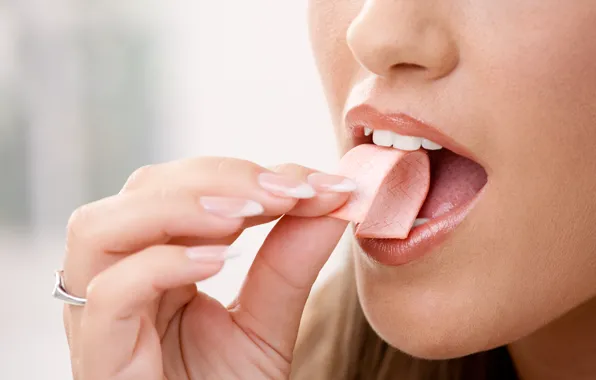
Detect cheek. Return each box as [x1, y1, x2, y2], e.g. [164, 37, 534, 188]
[461, 1, 596, 310]
[463, 2, 596, 161]
[467, 1, 596, 270]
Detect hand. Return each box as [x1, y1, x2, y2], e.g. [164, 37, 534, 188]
[61, 157, 352, 380]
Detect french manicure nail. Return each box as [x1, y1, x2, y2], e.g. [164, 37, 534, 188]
[199, 196, 264, 218]
[307, 173, 357, 193]
[258, 172, 316, 199]
[185, 245, 242, 262]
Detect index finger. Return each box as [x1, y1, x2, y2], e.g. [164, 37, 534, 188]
[235, 163, 356, 231]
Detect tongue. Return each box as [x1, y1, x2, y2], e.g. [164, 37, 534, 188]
[329, 144, 430, 239]
[417, 149, 488, 219]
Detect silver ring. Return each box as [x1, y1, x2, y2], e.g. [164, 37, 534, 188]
[52, 270, 87, 306]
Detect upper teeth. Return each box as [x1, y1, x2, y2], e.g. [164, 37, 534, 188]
[421, 139, 442, 150]
[369, 129, 442, 151]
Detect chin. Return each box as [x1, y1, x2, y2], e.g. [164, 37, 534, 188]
[353, 250, 522, 361]
[359, 296, 504, 360]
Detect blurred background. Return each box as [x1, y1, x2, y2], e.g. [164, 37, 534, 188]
[0, 1, 348, 378]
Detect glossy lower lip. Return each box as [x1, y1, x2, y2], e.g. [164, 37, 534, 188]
[356, 185, 487, 267]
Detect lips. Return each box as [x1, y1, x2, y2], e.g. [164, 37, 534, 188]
[345, 104, 483, 165]
[334, 104, 488, 266]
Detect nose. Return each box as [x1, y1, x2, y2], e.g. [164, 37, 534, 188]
[346, 0, 458, 80]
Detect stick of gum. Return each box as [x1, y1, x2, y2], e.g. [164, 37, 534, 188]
[328, 144, 430, 239]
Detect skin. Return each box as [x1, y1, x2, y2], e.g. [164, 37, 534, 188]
[308, 0, 596, 379]
[63, 1, 596, 379]
[63, 159, 352, 379]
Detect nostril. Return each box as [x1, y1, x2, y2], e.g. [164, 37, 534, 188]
[391, 62, 426, 72]
[397, 63, 424, 69]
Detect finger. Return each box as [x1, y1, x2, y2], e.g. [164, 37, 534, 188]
[270, 164, 356, 218]
[122, 158, 353, 220]
[64, 172, 349, 298]
[62, 190, 245, 359]
[232, 165, 356, 230]
[64, 157, 354, 361]
[229, 215, 348, 360]
[121, 158, 303, 217]
[67, 190, 246, 253]
[64, 161, 353, 326]
[168, 162, 356, 246]
[78, 245, 231, 379]
[64, 190, 244, 296]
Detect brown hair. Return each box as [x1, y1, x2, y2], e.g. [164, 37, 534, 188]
[291, 257, 518, 380]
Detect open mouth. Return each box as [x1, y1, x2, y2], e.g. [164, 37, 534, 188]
[344, 110, 489, 265]
[361, 127, 488, 229]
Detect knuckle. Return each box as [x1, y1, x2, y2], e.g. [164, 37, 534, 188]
[271, 163, 311, 177]
[177, 156, 244, 176]
[121, 164, 156, 191]
[151, 187, 191, 209]
[206, 156, 264, 184]
[66, 204, 93, 244]
[214, 156, 245, 176]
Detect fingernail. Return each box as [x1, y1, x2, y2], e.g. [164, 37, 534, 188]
[200, 196, 264, 218]
[185, 245, 242, 262]
[307, 173, 357, 193]
[258, 172, 316, 199]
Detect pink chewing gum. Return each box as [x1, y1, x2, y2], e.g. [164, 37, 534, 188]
[328, 144, 430, 239]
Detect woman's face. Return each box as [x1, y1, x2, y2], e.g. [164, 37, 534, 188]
[309, 0, 596, 358]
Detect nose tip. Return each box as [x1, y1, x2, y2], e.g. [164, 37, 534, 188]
[346, 3, 459, 80]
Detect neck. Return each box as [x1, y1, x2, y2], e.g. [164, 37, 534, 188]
[508, 297, 596, 380]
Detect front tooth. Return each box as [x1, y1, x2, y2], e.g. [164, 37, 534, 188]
[364, 127, 373, 136]
[372, 129, 394, 147]
[421, 139, 443, 150]
[393, 134, 422, 151]
[412, 218, 430, 227]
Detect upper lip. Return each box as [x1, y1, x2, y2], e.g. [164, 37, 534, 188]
[344, 104, 480, 164]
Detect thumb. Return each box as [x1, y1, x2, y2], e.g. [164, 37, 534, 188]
[229, 215, 348, 361]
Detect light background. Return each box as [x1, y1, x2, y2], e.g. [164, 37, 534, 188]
[0, 1, 348, 378]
